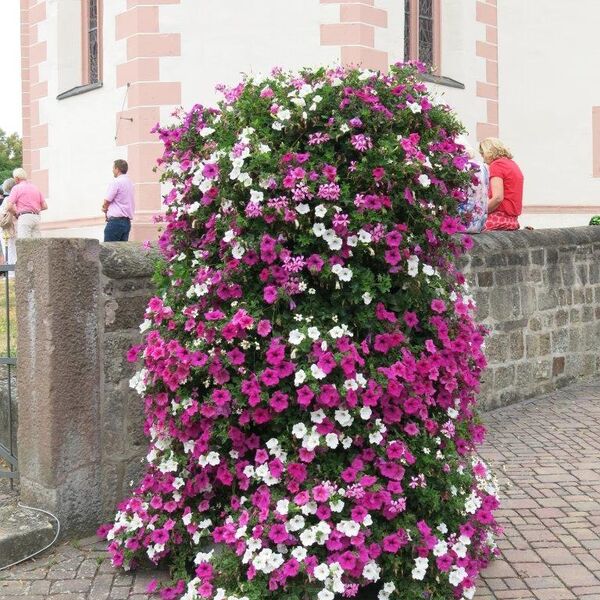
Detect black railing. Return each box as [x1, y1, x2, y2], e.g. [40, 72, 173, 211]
[0, 237, 16, 486]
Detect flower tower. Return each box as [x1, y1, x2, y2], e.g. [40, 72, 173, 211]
[102, 64, 500, 600]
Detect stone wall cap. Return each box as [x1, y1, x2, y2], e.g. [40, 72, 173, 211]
[466, 226, 600, 252]
[100, 242, 161, 279]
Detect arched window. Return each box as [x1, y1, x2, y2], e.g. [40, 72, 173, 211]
[404, 0, 441, 73]
[83, 0, 102, 84]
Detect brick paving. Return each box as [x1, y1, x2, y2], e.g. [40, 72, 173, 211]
[0, 380, 599, 599]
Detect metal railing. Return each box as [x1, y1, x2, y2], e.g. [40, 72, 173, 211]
[0, 235, 17, 486]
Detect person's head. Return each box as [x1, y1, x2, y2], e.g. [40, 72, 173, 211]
[2, 178, 16, 195]
[113, 159, 129, 177]
[478, 137, 513, 165]
[12, 168, 27, 183]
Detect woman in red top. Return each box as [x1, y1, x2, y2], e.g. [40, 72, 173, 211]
[479, 138, 524, 231]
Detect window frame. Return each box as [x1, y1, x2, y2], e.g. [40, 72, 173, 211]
[404, 0, 442, 75]
[82, 0, 103, 86]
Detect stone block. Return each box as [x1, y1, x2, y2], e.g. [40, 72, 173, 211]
[551, 328, 569, 353]
[495, 269, 522, 286]
[576, 264, 588, 285]
[494, 364, 515, 389]
[528, 316, 542, 331]
[530, 249, 544, 265]
[557, 287, 572, 306]
[554, 308, 569, 327]
[569, 308, 581, 324]
[582, 305, 594, 322]
[99, 242, 159, 279]
[533, 359, 552, 381]
[103, 332, 140, 385]
[543, 265, 562, 286]
[104, 294, 151, 332]
[561, 264, 576, 286]
[16, 238, 103, 536]
[485, 253, 507, 267]
[537, 289, 558, 311]
[552, 356, 565, 376]
[568, 328, 582, 353]
[489, 287, 521, 321]
[509, 331, 524, 360]
[484, 333, 509, 364]
[477, 271, 494, 287]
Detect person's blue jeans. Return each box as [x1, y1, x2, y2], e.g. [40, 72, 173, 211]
[104, 218, 131, 242]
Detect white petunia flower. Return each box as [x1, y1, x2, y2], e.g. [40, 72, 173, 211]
[362, 561, 381, 582]
[288, 329, 306, 345]
[418, 174, 431, 187]
[310, 364, 327, 380]
[313, 563, 330, 581]
[296, 203, 310, 215]
[362, 292, 373, 305]
[313, 222, 326, 237]
[407, 102, 422, 114]
[315, 204, 327, 218]
[294, 369, 307, 386]
[292, 423, 308, 439]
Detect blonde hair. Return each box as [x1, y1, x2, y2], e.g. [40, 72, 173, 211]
[12, 167, 27, 181]
[478, 137, 513, 162]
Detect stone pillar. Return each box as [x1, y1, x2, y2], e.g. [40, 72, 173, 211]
[16, 238, 102, 536]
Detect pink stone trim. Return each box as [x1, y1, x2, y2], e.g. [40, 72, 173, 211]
[321, 0, 389, 72]
[115, 1, 183, 239]
[593, 107, 600, 178]
[116, 57, 160, 88]
[126, 33, 181, 60]
[522, 205, 600, 214]
[116, 6, 159, 40]
[40, 216, 107, 231]
[341, 47, 388, 72]
[321, 0, 375, 5]
[20, 0, 49, 199]
[320, 23, 374, 47]
[476, 1, 497, 26]
[127, 0, 179, 6]
[340, 4, 387, 28]
[128, 81, 181, 108]
[475, 1, 499, 140]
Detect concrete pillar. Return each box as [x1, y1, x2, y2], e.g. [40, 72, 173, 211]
[16, 238, 102, 536]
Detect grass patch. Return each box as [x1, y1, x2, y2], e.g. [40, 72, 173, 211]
[0, 279, 17, 357]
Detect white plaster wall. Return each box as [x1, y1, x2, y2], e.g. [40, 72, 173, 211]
[498, 0, 600, 215]
[159, 0, 340, 121]
[43, 225, 104, 239]
[56, 0, 82, 93]
[44, 0, 127, 226]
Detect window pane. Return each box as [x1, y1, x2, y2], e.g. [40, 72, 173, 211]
[404, 0, 411, 61]
[89, 29, 98, 83]
[419, 0, 433, 18]
[89, 0, 97, 29]
[419, 15, 433, 65]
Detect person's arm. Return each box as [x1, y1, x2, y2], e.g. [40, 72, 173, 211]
[103, 181, 117, 213]
[488, 176, 504, 212]
[40, 192, 48, 211]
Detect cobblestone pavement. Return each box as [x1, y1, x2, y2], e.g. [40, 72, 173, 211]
[0, 380, 599, 599]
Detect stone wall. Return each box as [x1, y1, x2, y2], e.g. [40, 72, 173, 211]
[16, 239, 158, 535]
[99, 243, 159, 521]
[14, 228, 600, 534]
[461, 228, 600, 409]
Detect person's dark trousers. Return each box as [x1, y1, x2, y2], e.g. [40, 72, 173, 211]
[104, 217, 131, 242]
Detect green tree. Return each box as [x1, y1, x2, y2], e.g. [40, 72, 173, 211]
[0, 129, 23, 184]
